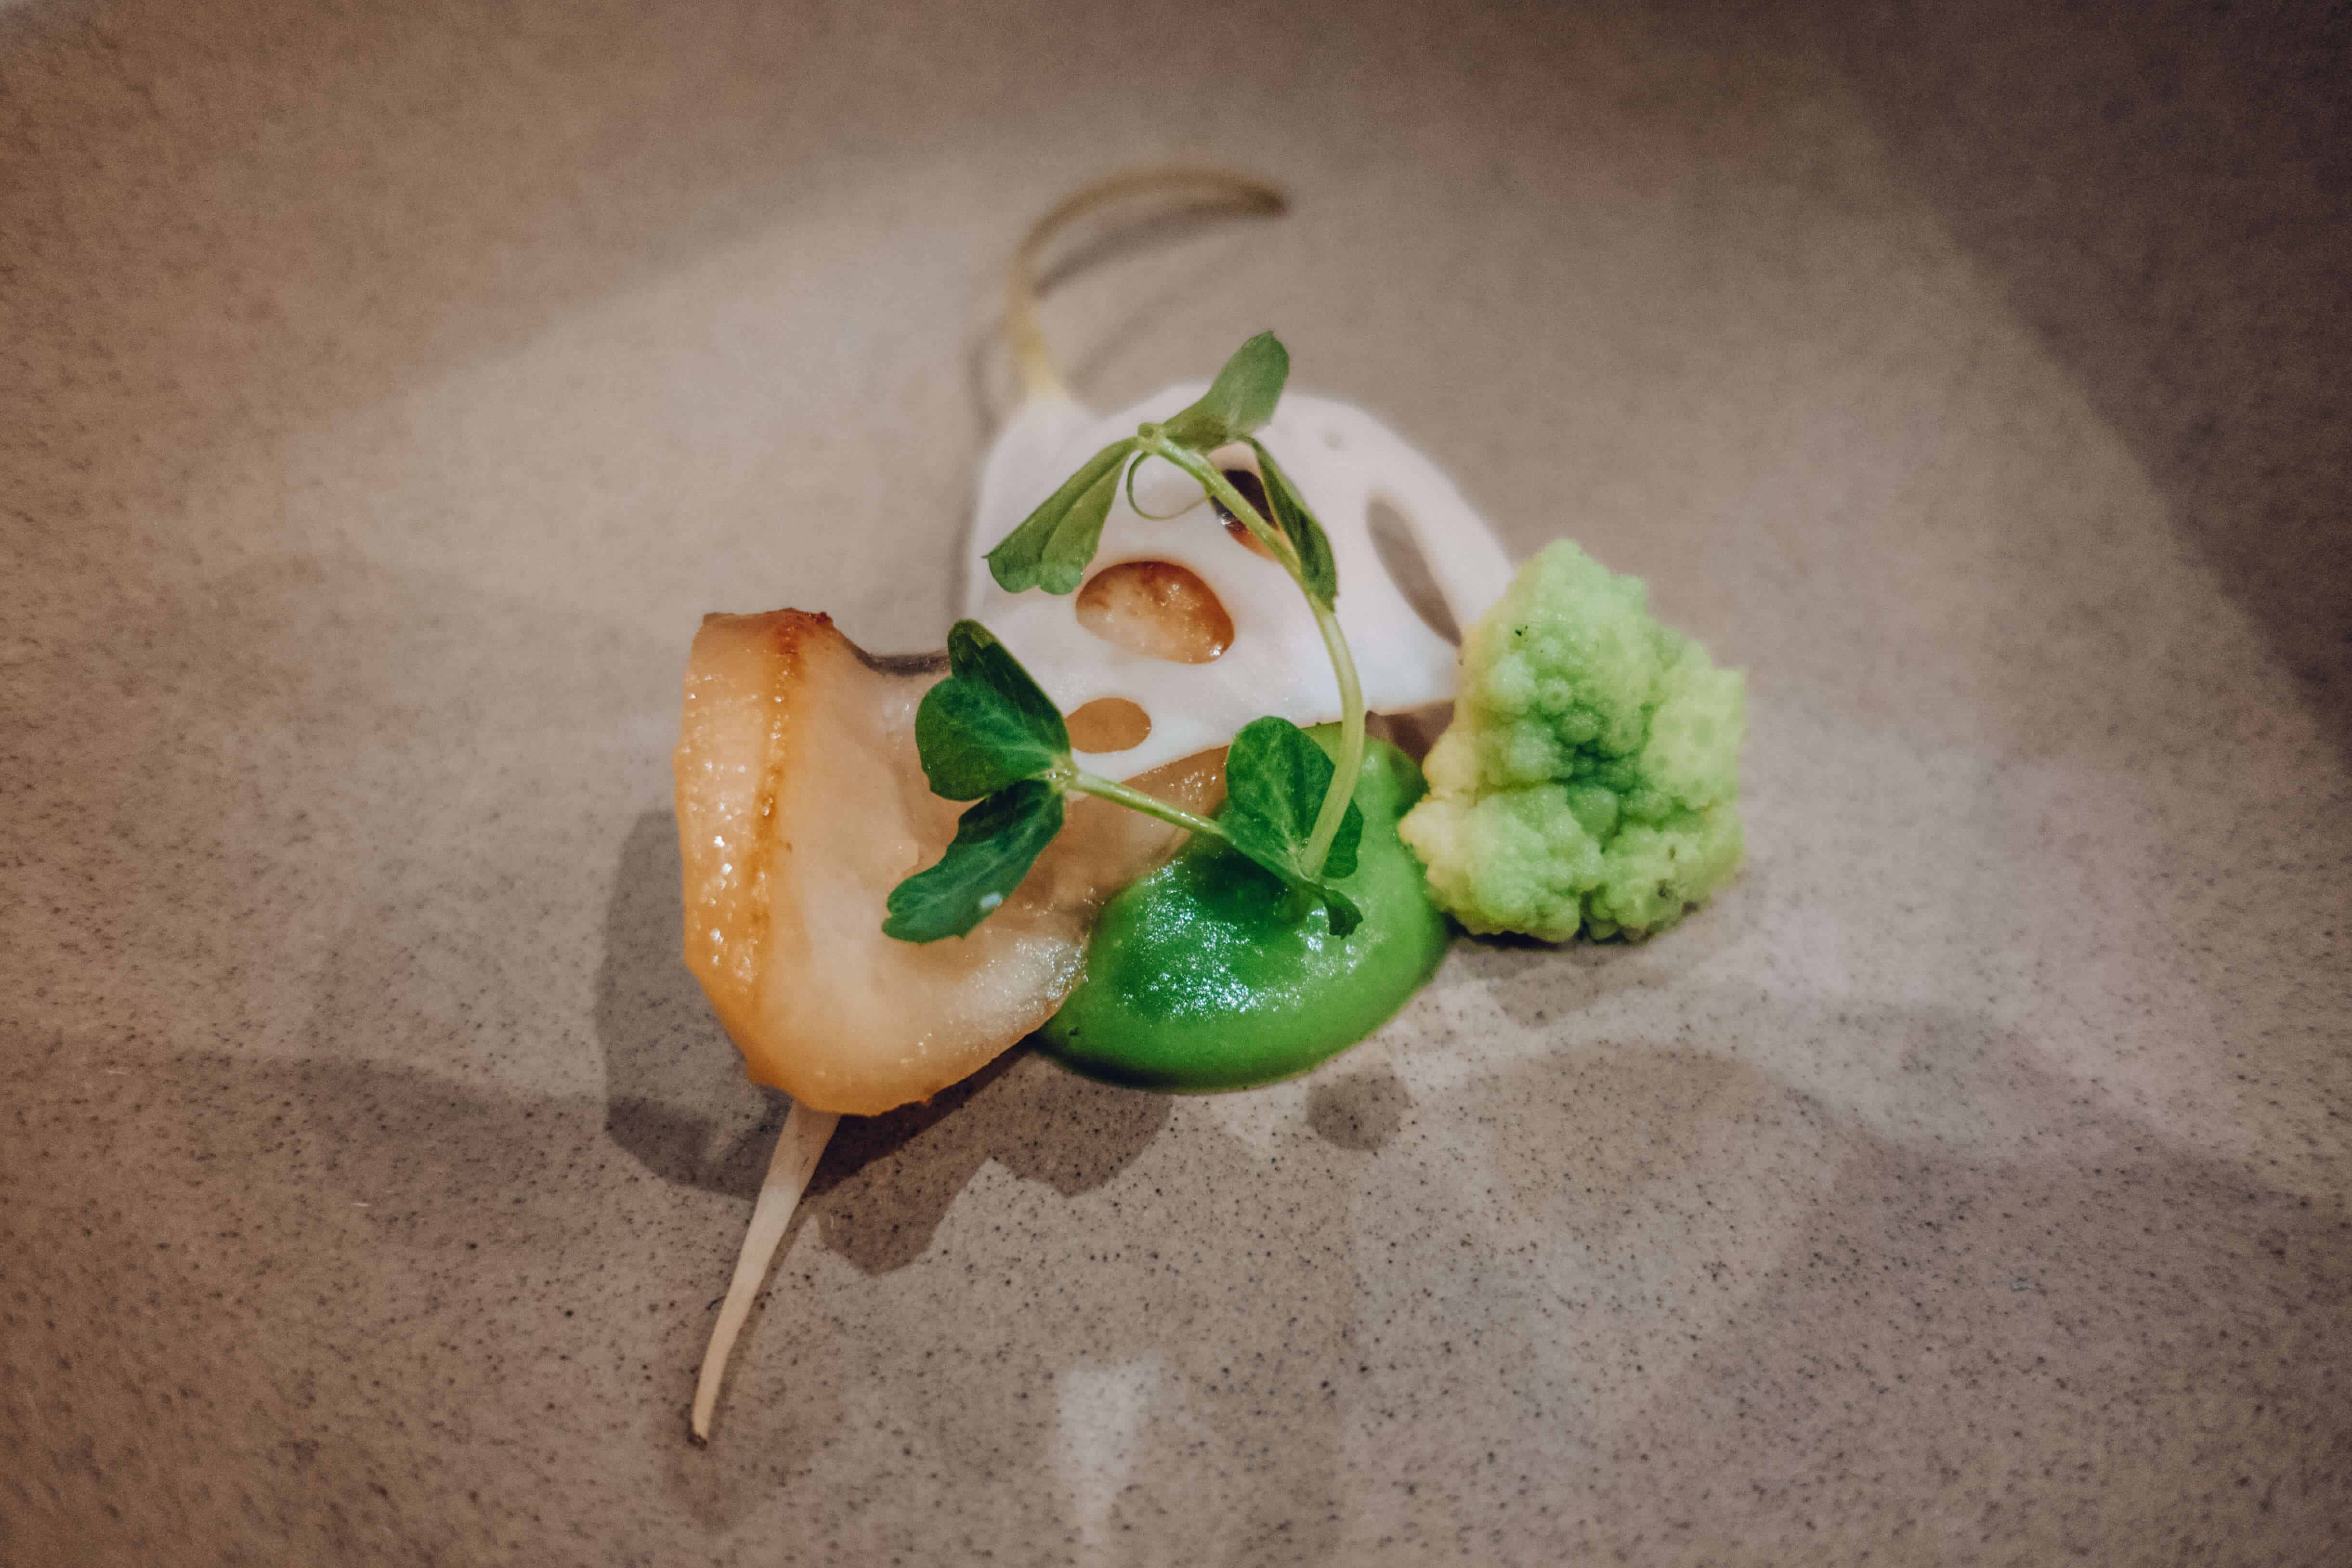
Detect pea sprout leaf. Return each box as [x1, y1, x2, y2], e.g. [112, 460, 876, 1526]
[1243, 437, 1338, 609]
[1224, 716, 1363, 880]
[986, 439, 1135, 595]
[1218, 716, 1365, 934]
[1038, 455, 1127, 595]
[1161, 332, 1289, 450]
[882, 780, 1067, 942]
[1312, 880, 1364, 938]
[948, 620, 1067, 746]
[913, 328, 1375, 946]
[914, 620, 1071, 800]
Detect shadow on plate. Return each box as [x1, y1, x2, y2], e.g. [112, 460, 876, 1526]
[596, 811, 1173, 1275]
[1811, 0, 2352, 764]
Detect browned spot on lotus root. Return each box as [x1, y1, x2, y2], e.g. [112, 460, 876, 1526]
[1074, 561, 1234, 664]
[1211, 468, 1278, 559]
[1065, 697, 1153, 753]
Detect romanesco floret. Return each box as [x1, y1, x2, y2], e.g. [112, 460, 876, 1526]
[1398, 540, 1745, 941]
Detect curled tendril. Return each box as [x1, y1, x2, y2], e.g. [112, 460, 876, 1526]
[1122, 450, 1207, 523]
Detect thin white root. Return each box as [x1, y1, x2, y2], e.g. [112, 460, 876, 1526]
[690, 1099, 840, 1443]
[1006, 165, 1288, 405]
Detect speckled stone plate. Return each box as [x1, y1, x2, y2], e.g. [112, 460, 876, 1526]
[6, 0, 2349, 1562]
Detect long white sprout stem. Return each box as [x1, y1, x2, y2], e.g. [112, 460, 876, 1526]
[1006, 165, 1286, 405]
[690, 1099, 840, 1443]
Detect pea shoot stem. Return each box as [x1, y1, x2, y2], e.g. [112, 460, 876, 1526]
[1144, 439, 1368, 882]
[1149, 439, 1291, 566]
[1303, 600, 1367, 873]
[1068, 767, 1230, 843]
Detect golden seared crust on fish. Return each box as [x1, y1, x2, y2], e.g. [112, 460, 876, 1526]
[673, 609, 1218, 1116]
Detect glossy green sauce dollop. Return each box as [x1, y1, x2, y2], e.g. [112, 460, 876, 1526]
[1039, 727, 1450, 1091]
